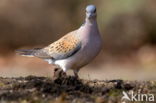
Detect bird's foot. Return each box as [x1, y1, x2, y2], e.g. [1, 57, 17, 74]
[53, 67, 67, 79]
[74, 70, 79, 79]
[74, 74, 79, 79]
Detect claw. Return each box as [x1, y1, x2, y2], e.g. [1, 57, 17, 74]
[74, 69, 79, 79]
[53, 67, 67, 79]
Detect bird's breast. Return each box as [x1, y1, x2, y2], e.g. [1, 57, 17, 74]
[73, 27, 102, 67]
[81, 33, 102, 58]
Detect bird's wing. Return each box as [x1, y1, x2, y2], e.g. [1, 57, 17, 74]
[34, 30, 81, 60]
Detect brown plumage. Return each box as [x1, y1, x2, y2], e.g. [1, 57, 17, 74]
[16, 30, 81, 60]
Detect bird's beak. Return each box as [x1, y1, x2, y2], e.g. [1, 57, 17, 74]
[88, 13, 92, 18]
[87, 13, 92, 19]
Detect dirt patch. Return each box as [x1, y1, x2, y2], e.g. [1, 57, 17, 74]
[0, 76, 155, 103]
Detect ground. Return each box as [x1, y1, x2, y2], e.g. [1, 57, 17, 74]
[0, 75, 155, 103]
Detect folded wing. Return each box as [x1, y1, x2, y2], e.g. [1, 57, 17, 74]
[17, 30, 81, 60]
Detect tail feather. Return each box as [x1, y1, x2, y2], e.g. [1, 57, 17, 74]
[16, 48, 41, 57]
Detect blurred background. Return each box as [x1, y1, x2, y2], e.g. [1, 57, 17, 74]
[0, 0, 156, 80]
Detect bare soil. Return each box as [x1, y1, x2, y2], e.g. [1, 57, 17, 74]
[0, 76, 155, 103]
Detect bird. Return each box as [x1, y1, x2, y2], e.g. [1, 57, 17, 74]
[16, 5, 103, 78]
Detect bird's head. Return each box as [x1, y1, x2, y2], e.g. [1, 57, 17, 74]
[86, 5, 97, 19]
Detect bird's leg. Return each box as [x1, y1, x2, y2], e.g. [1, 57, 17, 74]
[73, 69, 79, 78]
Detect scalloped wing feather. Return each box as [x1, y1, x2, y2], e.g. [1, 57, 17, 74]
[34, 30, 81, 60]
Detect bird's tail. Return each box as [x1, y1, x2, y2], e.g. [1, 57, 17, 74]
[16, 48, 40, 57]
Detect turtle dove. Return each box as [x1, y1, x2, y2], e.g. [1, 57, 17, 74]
[16, 5, 103, 78]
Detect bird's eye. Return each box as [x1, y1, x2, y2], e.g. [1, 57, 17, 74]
[93, 9, 96, 13]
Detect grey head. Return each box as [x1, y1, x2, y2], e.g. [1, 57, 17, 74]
[86, 5, 97, 19]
